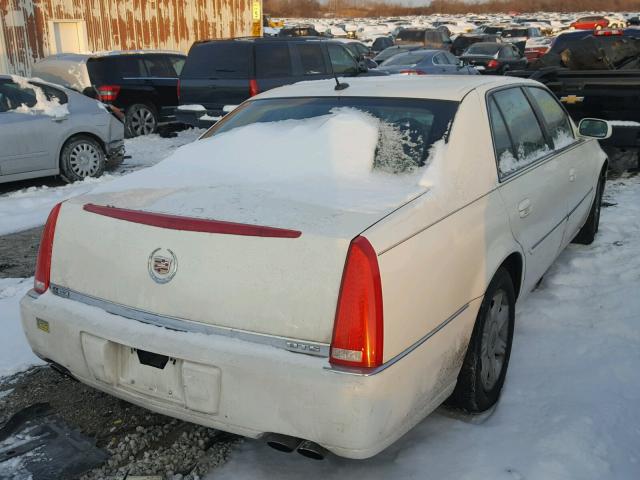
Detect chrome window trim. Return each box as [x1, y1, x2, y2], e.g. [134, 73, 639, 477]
[48, 284, 330, 358]
[324, 303, 469, 377]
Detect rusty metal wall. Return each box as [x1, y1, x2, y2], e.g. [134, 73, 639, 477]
[0, 0, 255, 76]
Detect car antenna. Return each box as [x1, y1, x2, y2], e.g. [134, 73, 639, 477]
[325, 41, 349, 91]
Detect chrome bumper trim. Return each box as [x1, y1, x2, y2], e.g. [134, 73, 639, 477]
[48, 284, 329, 358]
[325, 303, 469, 377]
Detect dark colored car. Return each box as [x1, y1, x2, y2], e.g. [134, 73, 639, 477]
[371, 36, 394, 54]
[373, 45, 423, 64]
[378, 49, 478, 76]
[278, 25, 321, 37]
[177, 37, 385, 127]
[451, 34, 502, 56]
[460, 42, 527, 74]
[32, 52, 185, 137]
[395, 28, 452, 50]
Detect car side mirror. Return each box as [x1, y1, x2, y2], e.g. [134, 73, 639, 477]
[578, 118, 612, 140]
[357, 60, 369, 73]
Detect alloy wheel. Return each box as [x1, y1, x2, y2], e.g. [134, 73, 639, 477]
[69, 142, 101, 178]
[480, 289, 510, 391]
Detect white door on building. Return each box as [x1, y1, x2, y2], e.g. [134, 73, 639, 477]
[0, 30, 9, 74]
[50, 21, 87, 54]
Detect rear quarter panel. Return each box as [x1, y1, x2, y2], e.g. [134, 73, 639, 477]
[363, 90, 522, 363]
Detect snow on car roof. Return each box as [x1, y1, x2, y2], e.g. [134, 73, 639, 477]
[256, 75, 538, 103]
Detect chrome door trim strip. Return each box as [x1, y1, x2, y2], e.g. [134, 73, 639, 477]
[49, 284, 330, 358]
[324, 303, 469, 377]
[530, 186, 593, 253]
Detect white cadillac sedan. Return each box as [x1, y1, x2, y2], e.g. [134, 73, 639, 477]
[21, 76, 609, 460]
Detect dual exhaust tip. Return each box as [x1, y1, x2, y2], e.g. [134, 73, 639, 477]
[265, 433, 327, 460]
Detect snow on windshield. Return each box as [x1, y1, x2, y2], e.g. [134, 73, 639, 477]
[92, 108, 445, 215]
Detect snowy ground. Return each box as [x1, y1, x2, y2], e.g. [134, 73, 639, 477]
[0, 128, 202, 236]
[207, 175, 640, 480]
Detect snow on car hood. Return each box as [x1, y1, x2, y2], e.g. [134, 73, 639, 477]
[87, 109, 443, 235]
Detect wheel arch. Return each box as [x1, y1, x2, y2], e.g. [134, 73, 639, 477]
[498, 252, 524, 300]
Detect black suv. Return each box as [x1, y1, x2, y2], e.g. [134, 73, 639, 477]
[32, 51, 186, 137]
[177, 37, 384, 127]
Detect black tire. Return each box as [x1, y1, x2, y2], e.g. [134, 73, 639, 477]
[572, 171, 605, 245]
[446, 267, 515, 413]
[125, 103, 158, 138]
[59, 135, 106, 183]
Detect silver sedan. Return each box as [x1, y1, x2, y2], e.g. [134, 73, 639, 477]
[0, 75, 124, 184]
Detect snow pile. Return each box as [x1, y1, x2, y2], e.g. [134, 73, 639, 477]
[10, 75, 69, 118]
[0, 129, 202, 236]
[206, 175, 640, 479]
[92, 109, 439, 216]
[0, 278, 44, 377]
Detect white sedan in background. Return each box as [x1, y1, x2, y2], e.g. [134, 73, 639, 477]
[20, 76, 609, 459]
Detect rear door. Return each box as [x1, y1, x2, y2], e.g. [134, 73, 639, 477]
[0, 79, 59, 176]
[254, 42, 296, 92]
[490, 86, 569, 293]
[179, 42, 253, 112]
[525, 86, 599, 244]
[141, 54, 183, 118]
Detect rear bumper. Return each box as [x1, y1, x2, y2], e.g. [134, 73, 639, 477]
[19, 290, 476, 458]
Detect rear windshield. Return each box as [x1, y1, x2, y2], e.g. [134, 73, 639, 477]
[397, 30, 425, 42]
[483, 26, 504, 35]
[182, 43, 252, 79]
[382, 52, 427, 66]
[502, 29, 528, 38]
[466, 43, 501, 55]
[375, 46, 412, 61]
[202, 97, 458, 170]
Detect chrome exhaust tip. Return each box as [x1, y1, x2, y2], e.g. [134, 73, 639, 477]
[265, 433, 303, 453]
[297, 440, 327, 460]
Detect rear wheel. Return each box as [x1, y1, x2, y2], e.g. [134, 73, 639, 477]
[125, 103, 158, 137]
[447, 267, 515, 413]
[573, 172, 605, 245]
[59, 135, 105, 183]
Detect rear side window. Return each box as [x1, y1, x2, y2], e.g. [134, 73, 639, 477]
[527, 87, 574, 148]
[118, 56, 147, 77]
[491, 87, 550, 177]
[488, 98, 515, 169]
[297, 43, 327, 75]
[143, 56, 174, 77]
[168, 56, 185, 75]
[256, 44, 292, 78]
[182, 43, 251, 79]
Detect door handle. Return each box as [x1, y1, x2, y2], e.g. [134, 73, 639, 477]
[518, 199, 532, 218]
[569, 168, 576, 182]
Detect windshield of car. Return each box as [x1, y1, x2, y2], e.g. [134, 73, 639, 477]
[382, 52, 427, 66]
[502, 29, 528, 38]
[483, 26, 504, 35]
[202, 97, 459, 171]
[466, 43, 501, 55]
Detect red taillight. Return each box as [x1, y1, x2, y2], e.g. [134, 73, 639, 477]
[487, 59, 501, 69]
[595, 29, 623, 36]
[399, 69, 427, 75]
[249, 78, 259, 97]
[96, 85, 121, 102]
[330, 236, 383, 369]
[34, 203, 63, 294]
[176, 78, 181, 100]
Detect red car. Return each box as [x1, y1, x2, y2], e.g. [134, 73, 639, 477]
[570, 16, 609, 30]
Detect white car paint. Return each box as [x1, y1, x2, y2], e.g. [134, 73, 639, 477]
[20, 76, 607, 459]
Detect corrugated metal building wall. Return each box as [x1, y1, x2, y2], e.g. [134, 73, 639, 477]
[0, 0, 257, 75]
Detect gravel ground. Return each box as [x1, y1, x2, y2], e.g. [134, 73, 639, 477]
[0, 226, 42, 278]
[0, 367, 239, 479]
